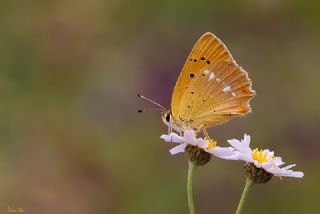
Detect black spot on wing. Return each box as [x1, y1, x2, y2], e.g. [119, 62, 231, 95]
[190, 73, 195, 78]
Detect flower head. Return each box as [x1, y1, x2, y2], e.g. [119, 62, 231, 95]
[160, 130, 238, 165]
[227, 134, 304, 181]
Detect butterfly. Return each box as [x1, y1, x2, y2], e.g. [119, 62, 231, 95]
[139, 32, 255, 136]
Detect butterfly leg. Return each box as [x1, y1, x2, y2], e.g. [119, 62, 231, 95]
[201, 126, 211, 140]
[194, 124, 210, 139]
[168, 119, 173, 134]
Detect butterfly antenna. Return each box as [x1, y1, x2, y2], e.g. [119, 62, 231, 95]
[137, 108, 164, 113]
[137, 94, 166, 111]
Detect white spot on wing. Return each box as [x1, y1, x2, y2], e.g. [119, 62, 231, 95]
[232, 92, 237, 97]
[203, 69, 210, 75]
[208, 72, 215, 81]
[216, 78, 221, 82]
[223, 86, 231, 92]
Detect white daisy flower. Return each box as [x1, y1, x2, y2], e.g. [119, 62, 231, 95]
[227, 134, 304, 179]
[160, 130, 238, 161]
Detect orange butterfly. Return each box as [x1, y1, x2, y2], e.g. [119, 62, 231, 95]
[140, 32, 255, 136]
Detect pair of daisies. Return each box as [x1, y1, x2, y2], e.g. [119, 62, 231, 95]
[161, 130, 303, 179]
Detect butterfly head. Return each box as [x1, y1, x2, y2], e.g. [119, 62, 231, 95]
[161, 110, 172, 125]
[161, 110, 184, 132]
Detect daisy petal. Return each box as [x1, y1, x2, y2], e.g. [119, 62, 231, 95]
[266, 167, 304, 178]
[160, 133, 184, 144]
[227, 139, 242, 151]
[243, 134, 251, 144]
[219, 153, 240, 160]
[238, 153, 253, 163]
[261, 161, 274, 169]
[207, 146, 234, 156]
[290, 171, 304, 178]
[284, 164, 296, 170]
[197, 138, 208, 149]
[183, 130, 198, 145]
[169, 143, 187, 155]
[207, 147, 239, 160]
[227, 134, 252, 155]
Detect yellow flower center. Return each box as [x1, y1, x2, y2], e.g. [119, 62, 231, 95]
[205, 139, 217, 150]
[251, 148, 273, 163]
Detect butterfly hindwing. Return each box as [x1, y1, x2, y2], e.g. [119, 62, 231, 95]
[186, 60, 255, 127]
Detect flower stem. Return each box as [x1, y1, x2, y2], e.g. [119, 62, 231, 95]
[187, 161, 196, 214]
[236, 177, 254, 214]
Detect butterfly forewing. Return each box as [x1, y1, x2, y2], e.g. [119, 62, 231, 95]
[171, 33, 255, 129]
[171, 32, 235, 121]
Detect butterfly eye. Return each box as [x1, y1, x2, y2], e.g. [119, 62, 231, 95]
[165, 114, 171, 122]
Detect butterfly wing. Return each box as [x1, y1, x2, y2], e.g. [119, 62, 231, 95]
[171, 32, 235, 121]
[171, 33, 255, 129]
[180, 60, 255, 128]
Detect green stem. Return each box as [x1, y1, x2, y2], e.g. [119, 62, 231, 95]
[187, 161, 196, 214]
[236, 177, 254, 214]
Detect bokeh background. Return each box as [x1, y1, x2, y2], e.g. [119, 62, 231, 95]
[1, 0, 319, 213]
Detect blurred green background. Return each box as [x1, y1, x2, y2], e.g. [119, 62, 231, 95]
[0, 0, 319, 213]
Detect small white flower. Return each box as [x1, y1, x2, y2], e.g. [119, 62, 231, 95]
[227, 134, 304, 178]
[160, 130, 238, 160]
